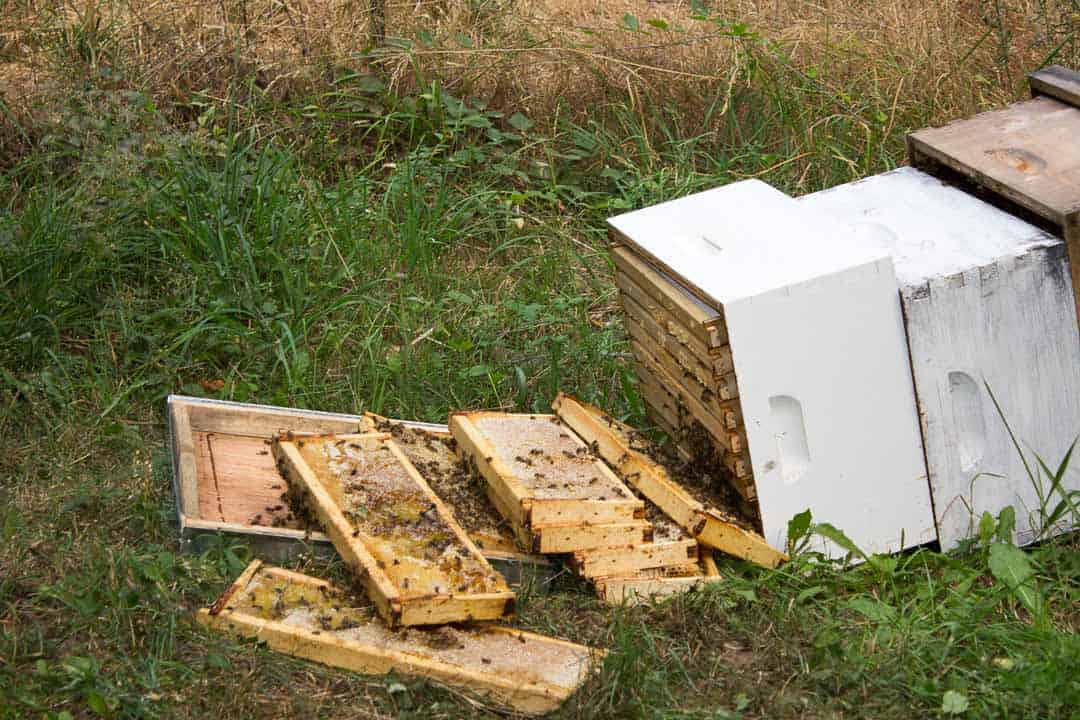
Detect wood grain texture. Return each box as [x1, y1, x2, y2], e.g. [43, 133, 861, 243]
[531, 521, 653, 554]
[803, 166, 1080, 549]
[570, 539, 700, 579]
[594, 574, 720, 605]
[168, 398, 200, 517]
[610, 244, 725, 345]
[198, 561, 600, 715]
[908, 97, 1080, 225]
[903, 249, 1080, 547]
[617, 272, 733, 376]
[449, 412, 645, 544]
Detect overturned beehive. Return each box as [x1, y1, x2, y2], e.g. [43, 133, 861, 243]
[607, 180, 936, 557]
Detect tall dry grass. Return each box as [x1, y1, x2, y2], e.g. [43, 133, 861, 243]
[1, 0, 1077, 173]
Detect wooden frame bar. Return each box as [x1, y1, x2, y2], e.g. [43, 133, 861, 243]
[613, 270, 729, 373]
[611, 245, 727, 347]
[1029, 64, 1080, 108]
[594, 574, 721, 605]
[622, 297, 741, 427]
[552, 394, 786, 568]
[629, 338, 745, 456]
[272, 432, 515, 626]
[569, 539, 699, 579]
[620, 288, 734, 387]
[197, 561, 602, 716]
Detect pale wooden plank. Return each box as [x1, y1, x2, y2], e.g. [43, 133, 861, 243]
[570, 539, 699, 579]
[168, 397, 200, 517]
[449, 413, 645, 542]
[531, 521, 652, 554]
[184, 396, 364, 436]
[198, 562, 601, 716]
[595, 574, 720, 605]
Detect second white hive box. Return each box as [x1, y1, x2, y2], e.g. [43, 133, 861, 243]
[608, 179, 936, 556]
[802, 167, 1080, 549]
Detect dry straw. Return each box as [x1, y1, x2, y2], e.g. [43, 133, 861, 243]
[1, 1, 1077, 150]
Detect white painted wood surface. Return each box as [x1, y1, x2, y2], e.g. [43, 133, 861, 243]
[802, 167, 1080, 549]
[609, 181, 936, 556]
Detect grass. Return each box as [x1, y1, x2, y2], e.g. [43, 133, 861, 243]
[2, 1, 1079, 718]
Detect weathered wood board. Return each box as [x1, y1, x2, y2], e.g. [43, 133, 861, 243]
[552, 394, 786, 568]
[449, 412, 650, 552]
[801, 167, 1080, 548]
[167, 396, 547, 580]
[907, 94, 1080, 324]
[197, 561, 601, 715]
[608, 180, 935, 556]
[1029, 64, 1080, 108]
[272, 432, 515, 626]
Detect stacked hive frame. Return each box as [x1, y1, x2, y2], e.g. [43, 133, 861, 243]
[610, 246, 754, 506]
[272, 431, 517, 627]
[450, 410, 732, 603]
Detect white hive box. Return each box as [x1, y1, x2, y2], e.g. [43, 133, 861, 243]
[801, 167, 1080, 549]
[608, 179, 935, 556]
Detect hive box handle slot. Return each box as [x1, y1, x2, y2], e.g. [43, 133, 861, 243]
[769, 395, 810, 485]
